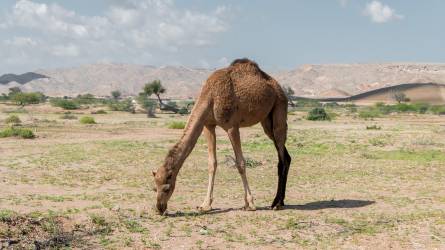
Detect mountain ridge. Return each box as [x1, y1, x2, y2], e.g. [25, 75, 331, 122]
[1, 62, 445, 99]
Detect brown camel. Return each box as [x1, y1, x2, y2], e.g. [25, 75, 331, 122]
[152, 58, 292, 214]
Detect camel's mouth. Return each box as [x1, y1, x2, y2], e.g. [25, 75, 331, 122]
[156, 202, 167, 215]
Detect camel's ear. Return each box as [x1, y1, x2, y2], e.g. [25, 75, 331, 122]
[161, 184, 170, 192]
[152, 171, 156, 177]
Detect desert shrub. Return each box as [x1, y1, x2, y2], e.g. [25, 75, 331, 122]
[10, 92, 45, 106]
[0, 127, 35, 139]
[307, 107, 331, 121]
[297, 99, 322, 107]
[50, 99, 80, 110]
[5, 115, 21, 125]
[59, 112, 77, 120]
[366, 125, 381, 130]
[108, 98, 135, 112]
[167, 121, 186, 129]
[343, 103, 357, 113]
[430, 105, 445, 115]
[245, 158, 262, 168]
[91, 109, 107, 114]
[412, 103, 430, 114]
[79, 116, 96, 124]
[177, 107, 189, 115]
[359, 109, 381, 119]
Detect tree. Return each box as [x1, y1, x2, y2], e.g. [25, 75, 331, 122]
[12, 92, 45, 106]
[142, 80, 179, 113]
[8, 87, 22, 98]
[283, 85, 295, 107]
[111, 90, 121, 100]
[143, 80, 166, 105]
[392, 91, 410, 103]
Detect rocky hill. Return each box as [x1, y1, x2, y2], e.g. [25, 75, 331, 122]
[0, 72, 48, 85]
[1, 63, 445, 99]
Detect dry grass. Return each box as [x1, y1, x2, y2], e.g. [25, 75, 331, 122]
[0, 103, 444, 249]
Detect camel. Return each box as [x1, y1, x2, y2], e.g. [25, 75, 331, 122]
[152, 58, 292, 214]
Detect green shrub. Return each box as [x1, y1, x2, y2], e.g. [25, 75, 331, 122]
[11, 92, 45, 105]
[359, 109, 381, 119]
[0, 127, 35, 139]
[79, 116, 96, 124]
[366, 125, 381, 130]
[307, 107, 331, 121]
[296, 99, 322, 107]
[167, 121, 186, 129]
[5, 115, 21, 124]
[177, 107, 189, 115]
[50, 98, 80, 110]
[430, 105, 445, 115]
[108, 99, 135, 112]
[91, 109, 107, 114]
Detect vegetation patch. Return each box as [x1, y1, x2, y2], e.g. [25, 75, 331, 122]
[0, 127, 35, 139]
[167, 121, 186, 129]
[4, 115, 21, 125]
[79, 116, 96, 124]
[307, 107, 331, 121]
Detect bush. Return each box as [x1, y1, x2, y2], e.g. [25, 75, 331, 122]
[5, 115, 21, 125]
[359, 109, 381, 119]
[79, 116, 96, 124]
[50, 99, 80, 110]
[307, 107, 331, 121]
[366, 125, 381, 130]
[11, 92, 45, 106]
[0, 127, 35, 139]
[430, 105, 445, 115]
[108, 99, 135, 112]
[91, 109, 107, 114]
[167, 121, 186, 129]
[296, 99, 322, 107]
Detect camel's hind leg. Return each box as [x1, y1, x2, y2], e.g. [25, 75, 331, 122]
[227, 126, 256, 211]
[261, 104, 292, 210]
[198, 125, 217, 212]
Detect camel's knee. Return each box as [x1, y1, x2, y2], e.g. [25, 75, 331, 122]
[236, 161, 246, 175]
[208, 160, 217, 174]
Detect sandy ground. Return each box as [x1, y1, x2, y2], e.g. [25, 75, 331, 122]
[0, 103, 445, 249]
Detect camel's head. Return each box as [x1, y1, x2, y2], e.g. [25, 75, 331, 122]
[152, 167, 175, 215]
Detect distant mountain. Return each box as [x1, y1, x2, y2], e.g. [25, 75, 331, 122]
[0, 72, 48, 85]
[1, 63, 445, 100]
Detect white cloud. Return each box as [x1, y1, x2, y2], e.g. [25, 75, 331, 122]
[0, 0, 230, 72]
[51, 44, 80, 57]
[364, 1, 403, 23]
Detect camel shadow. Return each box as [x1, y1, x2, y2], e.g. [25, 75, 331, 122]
[258, 199, 375, 211]
[165, 199, 375, 217]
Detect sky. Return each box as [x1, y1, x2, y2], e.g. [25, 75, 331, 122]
[0, 0, 444, 74]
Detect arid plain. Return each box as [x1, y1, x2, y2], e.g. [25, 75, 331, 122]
[1, 102, 444, 249]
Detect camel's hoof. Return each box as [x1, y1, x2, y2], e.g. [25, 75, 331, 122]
[244, 205, 256, 211]
[197, 205, 212, 212]
[271, 204, 283, 210]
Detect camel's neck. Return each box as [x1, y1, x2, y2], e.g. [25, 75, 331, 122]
[161, 99, 209, 174]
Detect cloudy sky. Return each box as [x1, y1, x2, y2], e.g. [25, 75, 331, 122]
[0, 0, 444, 74]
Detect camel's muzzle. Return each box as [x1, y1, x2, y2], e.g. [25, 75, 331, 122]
[156, 202, 167, 215]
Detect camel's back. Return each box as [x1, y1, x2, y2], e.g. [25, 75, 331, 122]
[202, 59, 286, 127]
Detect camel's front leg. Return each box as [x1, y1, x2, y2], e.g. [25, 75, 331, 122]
[198, 125, 217, 212]
[227, 126, 256, 211]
